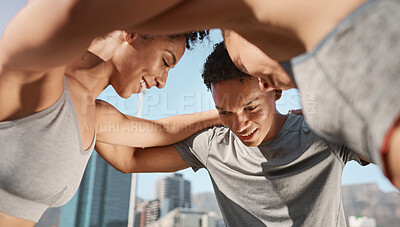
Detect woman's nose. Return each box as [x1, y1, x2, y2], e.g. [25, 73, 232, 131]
[154, 72, 167, 89]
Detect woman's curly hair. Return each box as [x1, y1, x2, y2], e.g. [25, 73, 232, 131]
[182, 30, 209, 49]
[202, 42, 250, 90]
[142, 30, 209, 50]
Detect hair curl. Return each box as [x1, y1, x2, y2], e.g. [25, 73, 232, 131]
[181, 30, 209, 50]
[202, 42, 250, 90]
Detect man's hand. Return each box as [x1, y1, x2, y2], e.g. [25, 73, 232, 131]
[288, 109, 302, 115]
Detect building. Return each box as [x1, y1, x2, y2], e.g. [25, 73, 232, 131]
[135, 200, 162, 227]
[59, 152, 132, 227]
[145, 200, 162, 225]
[134, 202, 147, 227]
[155, 173, 191, 217]
[147, 208, 217, 227]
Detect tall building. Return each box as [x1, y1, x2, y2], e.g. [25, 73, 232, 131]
[134, 202, 147, 227]
[59, 152, 132, 227]
[134, 199, 162, 227]
[145, 200, 161, 225]
[155, 173, 191, 217]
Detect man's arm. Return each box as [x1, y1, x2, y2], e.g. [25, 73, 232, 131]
[95, 99, 221, 148]
[95, 141, 189, 174]
[328, 141, 371, 166]
[0, 0, 186, 72]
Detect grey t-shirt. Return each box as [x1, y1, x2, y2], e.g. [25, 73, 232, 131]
[174, 114, 361, 227]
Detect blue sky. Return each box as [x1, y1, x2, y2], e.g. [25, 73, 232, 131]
[1, 1, 397, 201]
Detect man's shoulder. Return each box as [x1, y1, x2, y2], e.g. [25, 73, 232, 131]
[268, 114, 323, 148]
[282, 114, 308, 133]
[198, 125, 231, 141]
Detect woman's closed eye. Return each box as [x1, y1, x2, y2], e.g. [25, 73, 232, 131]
[162, 58, 170, 68]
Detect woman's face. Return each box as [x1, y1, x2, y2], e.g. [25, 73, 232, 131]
[111, 34, 186, 98]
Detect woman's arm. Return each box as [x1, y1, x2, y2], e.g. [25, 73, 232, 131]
[128, 0, 254, 34]
[95, 99, 221, 148]
[95, 142, 189, 174]
[0, 0, 187, 72]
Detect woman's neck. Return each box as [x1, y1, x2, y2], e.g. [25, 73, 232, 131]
[65, 50, 115, 98]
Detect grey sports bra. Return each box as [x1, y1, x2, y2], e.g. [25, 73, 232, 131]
[0, 79, 95, 222]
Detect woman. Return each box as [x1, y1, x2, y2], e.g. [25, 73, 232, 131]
[0, 1, 219, 226]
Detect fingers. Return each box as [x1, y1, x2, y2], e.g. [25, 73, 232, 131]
[288, 109, 303, 115]
[256, 74, 295, 92]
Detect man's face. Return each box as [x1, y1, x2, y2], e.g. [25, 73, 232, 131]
[224, 31, 294, 91]
[212, 76, 278, 147]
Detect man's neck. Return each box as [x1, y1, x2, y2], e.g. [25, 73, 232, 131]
[263, 112, 288, 142]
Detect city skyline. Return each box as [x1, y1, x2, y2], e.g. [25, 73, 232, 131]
[135, 172, 226, 227]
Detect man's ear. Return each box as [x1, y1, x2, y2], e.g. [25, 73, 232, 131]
[258, 77, 269, 92]
[275, 90, 282, 101]
[122, 31, 137, 43]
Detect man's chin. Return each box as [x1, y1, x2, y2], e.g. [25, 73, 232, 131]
[240, 140, 261, 147]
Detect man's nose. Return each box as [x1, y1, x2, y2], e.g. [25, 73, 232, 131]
[232, 113, 249, 133]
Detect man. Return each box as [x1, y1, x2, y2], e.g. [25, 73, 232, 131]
[220, 29, 400, 189]
[130, 0, 400, 189]
[96, 42, 365, 226]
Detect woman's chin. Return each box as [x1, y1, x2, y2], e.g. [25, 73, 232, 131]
[116, 90, 134, 99]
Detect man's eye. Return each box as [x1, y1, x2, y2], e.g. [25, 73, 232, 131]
[219, 111, 229, 116]
[245, 106, 258, 112]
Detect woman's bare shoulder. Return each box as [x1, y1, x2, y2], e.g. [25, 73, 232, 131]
[0, 67, 65, 122]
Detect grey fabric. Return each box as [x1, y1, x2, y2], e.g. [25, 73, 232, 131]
[287, 0, 400, 168]
[174, 114, 360, 227]
[0, 80, 95, 222]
